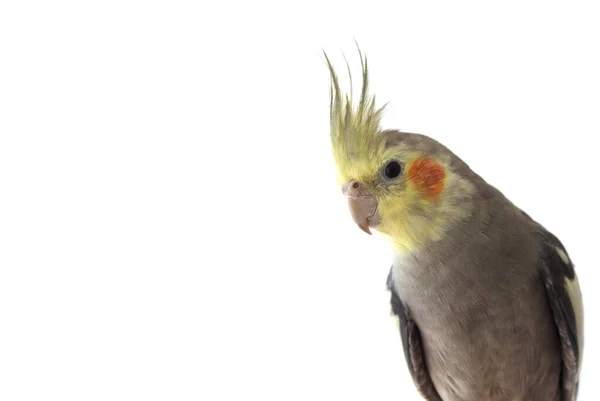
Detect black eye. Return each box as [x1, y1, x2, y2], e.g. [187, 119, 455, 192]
[384, 161, 403, 179]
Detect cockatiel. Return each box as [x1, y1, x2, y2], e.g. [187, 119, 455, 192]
[324, 48, 584, 401]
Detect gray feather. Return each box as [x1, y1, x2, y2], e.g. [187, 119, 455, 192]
[383, 130, 582, 401]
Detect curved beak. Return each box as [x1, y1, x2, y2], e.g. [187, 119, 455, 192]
[343, 179, 381, 235]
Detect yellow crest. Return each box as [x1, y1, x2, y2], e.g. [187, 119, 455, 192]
[323, 46, 388, 185]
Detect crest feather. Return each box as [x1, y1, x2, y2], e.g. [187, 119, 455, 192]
[323, 45, 387, 161]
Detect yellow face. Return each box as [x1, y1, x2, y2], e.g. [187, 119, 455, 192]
[334, 133, 465, 254]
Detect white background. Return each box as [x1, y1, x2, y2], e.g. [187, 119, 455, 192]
[1, 1, 599, 400]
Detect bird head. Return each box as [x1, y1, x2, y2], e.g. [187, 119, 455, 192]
[325, 49, 476, 254]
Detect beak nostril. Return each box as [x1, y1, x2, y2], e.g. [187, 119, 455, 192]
[343, 179, 363, 197]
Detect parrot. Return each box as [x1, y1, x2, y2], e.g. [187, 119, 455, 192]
[323, 48, 584, 401]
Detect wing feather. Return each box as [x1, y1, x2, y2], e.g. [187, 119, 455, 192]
[387, 269, 442, 401]
[538, 231, 583, 401]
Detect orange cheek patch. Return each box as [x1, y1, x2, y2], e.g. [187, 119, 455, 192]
[407, 158, 446, 198]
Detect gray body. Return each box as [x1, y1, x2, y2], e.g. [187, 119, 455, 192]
[384, 131, 581, 401]
[391, 185, 561, 401]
